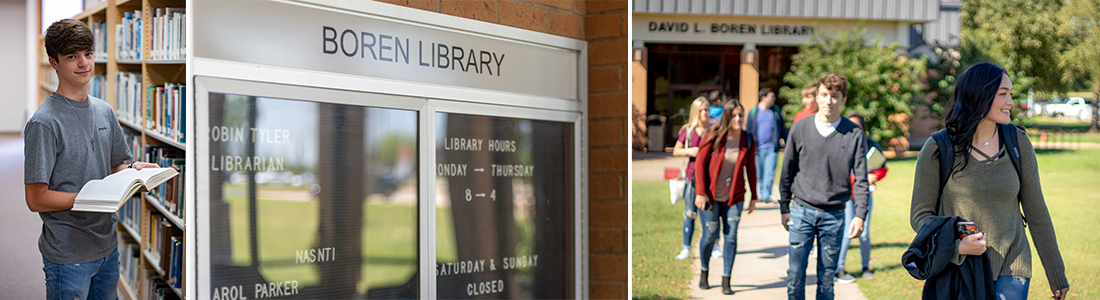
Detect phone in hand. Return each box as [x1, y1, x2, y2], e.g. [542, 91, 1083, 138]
[957, 221, 978, 238]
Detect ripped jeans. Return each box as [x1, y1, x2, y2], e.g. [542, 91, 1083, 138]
[699, 200, 744, 276]
[994, 275, 1030, 300]
[786, 202, 845, 300]
[682, 180, 699, 249]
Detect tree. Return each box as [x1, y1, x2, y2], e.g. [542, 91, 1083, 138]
[962, 0, 1070, 93]
[923, 31, 1036, 126]
[1058, 0, 1100, 132]
[779, 25, 928, 146]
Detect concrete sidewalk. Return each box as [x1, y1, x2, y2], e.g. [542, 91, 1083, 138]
[633, 150, 868, 300]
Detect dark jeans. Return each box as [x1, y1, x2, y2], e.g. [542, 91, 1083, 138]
[700, 200, 744, 276]
[787, 202, 845, 300]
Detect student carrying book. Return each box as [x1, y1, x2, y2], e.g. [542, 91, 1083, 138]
[24, 19, 160, 299]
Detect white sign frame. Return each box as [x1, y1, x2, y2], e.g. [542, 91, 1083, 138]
[187, 1, 588, 299]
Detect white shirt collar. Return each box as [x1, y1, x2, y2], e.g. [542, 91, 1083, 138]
[815, 117, 841, 137]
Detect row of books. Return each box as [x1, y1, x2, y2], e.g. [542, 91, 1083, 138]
[116, 11, 142, 60]
[148, 214, 183, 292]
[145, 277, 181, 300]
[117, 195, 142, 238]
[147, 83, 186, 144]
[90, 21, 108, 61]
[145, 145, 185, 219]
[151, 8, 186, 60]
[117, 72, 143, 125]
[89, 73, 107, 100]
[118, 240, 142, 297]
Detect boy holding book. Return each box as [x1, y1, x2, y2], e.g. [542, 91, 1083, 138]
[24, 19, 158, 299]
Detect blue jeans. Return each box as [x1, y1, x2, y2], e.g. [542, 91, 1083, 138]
[43, 248, 120, 300]
[682, 180, 699, 248]
[994, 276, 1030, 300]
[755, 150, 778, 200]
[838, 195, 873, 271]
[787, 202, 845, 300]
[682, 179, 719, 253]
[700, 201, 744, 276]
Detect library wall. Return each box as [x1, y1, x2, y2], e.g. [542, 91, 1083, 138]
[0, 0, 30, 132]
[376, 0, 629, 298]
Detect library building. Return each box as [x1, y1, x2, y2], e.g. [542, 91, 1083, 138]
[631, 0, 961, 152]
[1, 0, 628, 299]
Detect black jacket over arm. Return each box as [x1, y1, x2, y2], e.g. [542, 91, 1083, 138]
[902, 216, 995, 300]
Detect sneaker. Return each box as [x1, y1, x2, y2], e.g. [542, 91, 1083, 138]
[835, 270, 856, 284]
[676, 248, 691, 260]
[861, 267, 874, 279]
[712, 249, 722, 258]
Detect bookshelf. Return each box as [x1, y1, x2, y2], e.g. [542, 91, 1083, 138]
[42, 0, 189, 299]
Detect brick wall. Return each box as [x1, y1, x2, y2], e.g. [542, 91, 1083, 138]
[377, 0, 629, 298]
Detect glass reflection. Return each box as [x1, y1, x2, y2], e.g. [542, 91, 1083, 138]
[207, 93, 418, 299]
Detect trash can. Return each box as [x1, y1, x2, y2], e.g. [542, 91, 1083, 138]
[646, 115, 666, 152]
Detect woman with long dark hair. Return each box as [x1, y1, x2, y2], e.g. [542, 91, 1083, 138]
[910, 62, 1069, 300]
[693, 99, 758, 295]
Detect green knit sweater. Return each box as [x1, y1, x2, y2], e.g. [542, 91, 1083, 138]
[910, 129, 1068, 291]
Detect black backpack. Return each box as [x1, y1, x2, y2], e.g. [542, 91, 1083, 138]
[930, 123, 1026, 226]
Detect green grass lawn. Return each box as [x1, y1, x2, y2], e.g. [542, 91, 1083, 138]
[633, 149, 1100, 299]
[631, 180, 695, 300]
[1024, 116, 1100, 144]
[223, 196, 421, 293]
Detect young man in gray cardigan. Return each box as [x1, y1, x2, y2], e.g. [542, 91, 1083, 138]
[778, 74, 870, 300]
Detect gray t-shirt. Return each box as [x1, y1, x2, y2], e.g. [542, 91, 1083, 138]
[24, 93, 132, 264]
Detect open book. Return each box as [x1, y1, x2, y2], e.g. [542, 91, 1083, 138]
[73, 167, 179, 213]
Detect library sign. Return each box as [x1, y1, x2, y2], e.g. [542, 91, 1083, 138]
[194, 0, 577, 100]
[633, 16, 819, 46]
[194, 0, 583, 299]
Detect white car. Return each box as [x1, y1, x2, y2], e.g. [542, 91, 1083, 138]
[1044, 97, 1093, 120]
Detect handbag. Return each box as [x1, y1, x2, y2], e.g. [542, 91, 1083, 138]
[669, 126, 693, 204]
[669, 176, 687, 204]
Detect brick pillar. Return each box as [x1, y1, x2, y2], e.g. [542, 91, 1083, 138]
[740, 47, 760, 111]
[630, 47, 648, 151]
[585, 0, 628, 298]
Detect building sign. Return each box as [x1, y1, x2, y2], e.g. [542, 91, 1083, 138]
[435, 113, 576, 299]
[194, 0, 578, 100]
[204, 93, 421, 299]
[647, 21, 815, 36]
[633, 15, 907, 46]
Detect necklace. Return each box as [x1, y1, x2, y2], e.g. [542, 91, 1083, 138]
[981, 126, 997, 146]
[63, 98, 95, 151]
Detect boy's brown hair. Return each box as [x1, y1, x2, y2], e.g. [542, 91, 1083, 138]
[44, 19, 94, 62]
[818, 74, 848, 97]
[800, 82, 819, 98]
